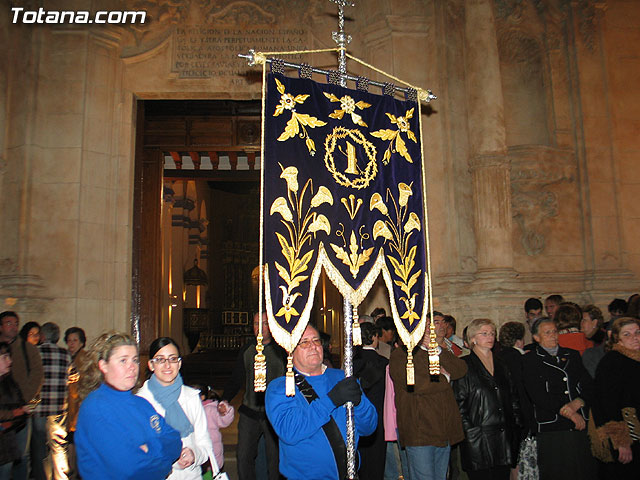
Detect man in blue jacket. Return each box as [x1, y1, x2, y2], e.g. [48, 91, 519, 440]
[266, 324, 377, 480]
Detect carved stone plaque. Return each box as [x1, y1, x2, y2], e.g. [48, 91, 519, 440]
[171, 24, 308, 81]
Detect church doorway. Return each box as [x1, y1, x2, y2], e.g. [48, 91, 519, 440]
[131, 99, 344, 384]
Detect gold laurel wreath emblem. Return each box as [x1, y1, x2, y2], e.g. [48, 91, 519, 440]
[323, 127, 378, 189]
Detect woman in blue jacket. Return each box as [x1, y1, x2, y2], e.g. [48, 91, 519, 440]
[75, 332, 181, 480]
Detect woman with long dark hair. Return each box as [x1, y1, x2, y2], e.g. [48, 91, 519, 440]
[18, 322, 40, 346]
[137, 337, 216, 479]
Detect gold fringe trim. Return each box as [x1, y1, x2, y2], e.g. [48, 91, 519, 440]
[264, 256, 324, 355]
[406, 351, 415, 385]
[353, 320, 362, 346]
[320, 244, 386, 307]
[254, 335, 267, 392]
[285, 354, 295, 397]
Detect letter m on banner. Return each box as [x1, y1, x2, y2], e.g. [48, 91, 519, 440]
[261, 72, 430, 357]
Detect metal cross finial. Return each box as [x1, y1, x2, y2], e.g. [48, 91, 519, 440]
[329, 0, 354, 87]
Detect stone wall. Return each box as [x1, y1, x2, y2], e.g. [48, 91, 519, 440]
[2, 0, 639, 342]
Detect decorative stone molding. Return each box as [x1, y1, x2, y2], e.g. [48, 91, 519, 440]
[510, 145, 574, 256]
[445, 0, 465, 24]
[121, 0, 317, 58]
[497, 28, 544, 77]
[203, 0, 317, 22]
[121, 0, 192, 57]
[0, 274, 52, 314]
[361, 15, 429, 49]
[202, 1, 277, 24]
[0, 258, 17, 275]
[468, 152, 510, 172]
[576, 0, 606, 53]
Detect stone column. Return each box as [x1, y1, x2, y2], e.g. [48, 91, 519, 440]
[464, 0, 514, 275]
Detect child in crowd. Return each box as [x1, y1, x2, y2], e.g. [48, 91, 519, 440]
[192, 383, 235, 476]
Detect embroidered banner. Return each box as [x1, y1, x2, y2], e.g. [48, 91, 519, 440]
[262, 72, 429, 353]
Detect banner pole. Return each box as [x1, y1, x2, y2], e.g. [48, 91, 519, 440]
[331, 1, 357, 477]
[343, 299, 357, 480]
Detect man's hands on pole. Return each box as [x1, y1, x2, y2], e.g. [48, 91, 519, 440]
[328, 377, 362, 407]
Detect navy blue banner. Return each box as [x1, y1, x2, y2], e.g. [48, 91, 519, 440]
[262, 73, 429, 351]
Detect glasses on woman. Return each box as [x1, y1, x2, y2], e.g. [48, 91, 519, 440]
[476, 331, 496, 337]
[150, 356, 181, 365]
[298, 338, 322, 349]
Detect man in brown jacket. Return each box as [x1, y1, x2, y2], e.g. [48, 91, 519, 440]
[0, 311, 44, 480]
[389, 313, 467, 480]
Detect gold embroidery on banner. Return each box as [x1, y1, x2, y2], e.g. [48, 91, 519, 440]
[370, 183, 423, 325]
[370, 108, 418, 165]
[323, 92, 371, 127]
[331, 229, 374, 279]
[340, 194, 363, 220]
[269, 165, 333, 323]
[273, 78, 327, 156]
[324, 127, 378, 189]
[330, 195, 373, 279]
[263, 259, 325, 355]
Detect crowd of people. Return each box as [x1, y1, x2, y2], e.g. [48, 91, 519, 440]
[0, 293, 639, 480]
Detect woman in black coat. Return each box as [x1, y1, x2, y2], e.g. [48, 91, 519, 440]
[593, 317, 640, 479]
[522, 317, 596, 480]
[453, 319, 521, 480]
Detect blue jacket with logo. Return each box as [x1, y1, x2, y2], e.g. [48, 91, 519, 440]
[76, 383, 182, 479]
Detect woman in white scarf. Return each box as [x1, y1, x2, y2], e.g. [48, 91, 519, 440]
[137, 337, 219, 480]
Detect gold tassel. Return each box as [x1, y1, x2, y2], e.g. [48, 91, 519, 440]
[285, 354, 295, 396]
[428, 316, 440, 378]
[428, 342, 440, 377]
[352, 320, 362, 346]
[254, 334, 267, 392]
[406, 351, 415, 385]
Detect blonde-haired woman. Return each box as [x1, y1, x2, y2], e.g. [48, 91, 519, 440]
[75, 332, 181, 480]
[453, 319, 521, 480]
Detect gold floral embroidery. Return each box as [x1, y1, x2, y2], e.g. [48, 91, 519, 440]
[370, 183, 423, 324]
[270, 164, 333, 322]
[323, 92, 371, 127]
[331, 225, 373, 279]
[370, 108, 418, 164]
[273, 78, 327, 156]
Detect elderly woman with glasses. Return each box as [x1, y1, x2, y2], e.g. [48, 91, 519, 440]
[137, 337, 216, 480]
[453, 319, 521, 480]
[522, 317, 596, 480]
